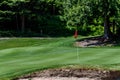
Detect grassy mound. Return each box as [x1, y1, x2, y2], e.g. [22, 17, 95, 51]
[0, 37, 120, 79]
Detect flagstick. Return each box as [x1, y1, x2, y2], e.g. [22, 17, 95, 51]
[76, 39, 80, 63]
[74, 30, 79, 63]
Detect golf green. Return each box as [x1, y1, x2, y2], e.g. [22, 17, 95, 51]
[0, 37, 120, 79]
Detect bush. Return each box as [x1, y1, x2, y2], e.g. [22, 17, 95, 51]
[0, 31, 13, 37]
[88, 25, 104, 36]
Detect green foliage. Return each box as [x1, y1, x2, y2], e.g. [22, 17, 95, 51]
[0, 31, 13, 37]
[61, 0, 92, 28]
[62, 0, 120, 36]
[88, 25, 104, 36]
[0, 0, 72, 37]
[1, 0, 120, 36]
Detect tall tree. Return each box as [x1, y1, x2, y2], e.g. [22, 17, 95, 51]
[0, 0, 15, 30]
[62, 0, 120, 39]
[14, 0, 30, 33]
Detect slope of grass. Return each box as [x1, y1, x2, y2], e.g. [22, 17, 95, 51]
[0, 37, 120, 79]
[0, 38, 63, 50]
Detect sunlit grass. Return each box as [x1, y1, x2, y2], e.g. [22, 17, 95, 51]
[0, 37, 120, 79]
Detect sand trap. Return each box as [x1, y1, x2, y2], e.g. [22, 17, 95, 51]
[19, 77, 96, 80]
[16, 67, 120, 80]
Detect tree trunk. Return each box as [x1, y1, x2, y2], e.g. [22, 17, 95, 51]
[104, 16, 111, 39]
[103, 0, 112, 40]
[16, 14, 19, 31]
[52, 0, 55, 15]
[112, 20, 115, 34]
[21, 15, 25, 33]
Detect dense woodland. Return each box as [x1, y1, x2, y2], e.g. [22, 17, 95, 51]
[0, 0, 120, 39]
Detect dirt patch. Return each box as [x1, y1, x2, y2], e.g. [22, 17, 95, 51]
[16, 67, 120, 80]
[74, 36, 117, 47]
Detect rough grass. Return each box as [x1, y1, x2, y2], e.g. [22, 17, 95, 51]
[0, 37, 120, 79]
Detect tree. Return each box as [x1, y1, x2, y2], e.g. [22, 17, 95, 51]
[0, 0, 30, 33]
[13, 0, 30, 33]
[97, 0, 120, 39]
[0, 0, 70, 37]
[62, 0, 120, 39]
[0, 0, 15, 30]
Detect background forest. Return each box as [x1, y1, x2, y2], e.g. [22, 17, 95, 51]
[0, 0, 120, 38]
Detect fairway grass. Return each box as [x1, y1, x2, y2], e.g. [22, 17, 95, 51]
[0, 37, 120, 79]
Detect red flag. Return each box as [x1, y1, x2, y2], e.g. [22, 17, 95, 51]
[74, 30, 78, 39]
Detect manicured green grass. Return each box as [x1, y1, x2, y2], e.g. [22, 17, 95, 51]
[0, 37, 120, 79]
